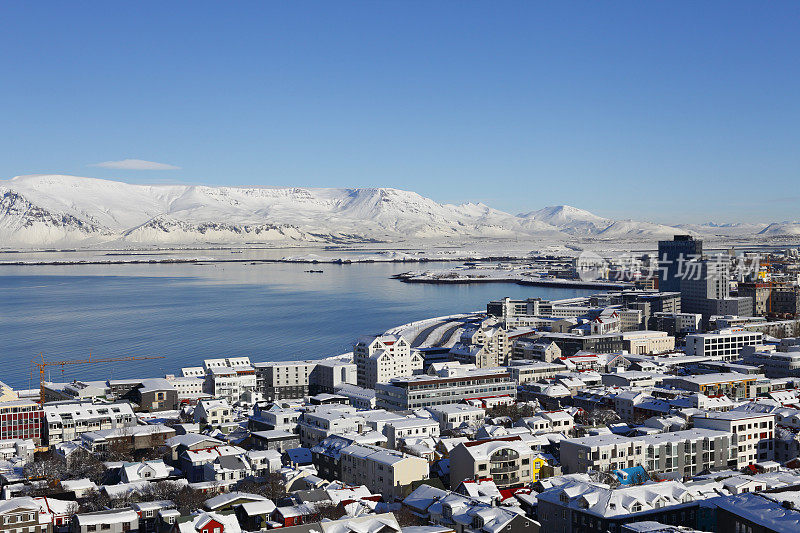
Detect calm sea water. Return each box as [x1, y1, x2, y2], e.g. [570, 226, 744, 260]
[0, 258, 596, 388]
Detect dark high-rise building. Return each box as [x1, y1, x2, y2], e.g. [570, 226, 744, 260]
[658, 235, 703, 292]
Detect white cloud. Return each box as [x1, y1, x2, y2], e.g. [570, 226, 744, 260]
[89, 158, 181, 170]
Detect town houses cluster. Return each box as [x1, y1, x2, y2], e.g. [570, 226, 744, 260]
[2, 237, 800, 533]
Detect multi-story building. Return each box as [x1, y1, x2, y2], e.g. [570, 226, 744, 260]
[511, 340, 562, 362]
[683, 328, 763, 360]
[450, 324, 511, 368]
[202, 358, 256, 405]
[662, 373, 760, 400]
[693, 411, 775, 467]
[339, 443, 429, 500]
[164, 375, 207, 402]
[427, 404, 486, 432]
[621, 330, 676, 355]
[560, 429, 737, 477]
[43, 401, 135, 446]
[648, 312, 702, 336]
[537, 479, 704, 533]
[384, 417, 440, 449]
[679, 256, 729, 316]
[738, 281, 772, 316]
[507, 361, 566, 384]
[193, 399, 233, 428]
[308, 360, 357, 395]
[107, 378, 179, 412]
[449, 437, 546, 489]
[248, 403, 301, 433]
[742, 346, 800, 377]
[0, 399, 44, 446]
[534, 333, 624, 357]
[375, 364, 516, 411]
[253, 360, 317, 401]
[770, 286, 800, 316]
[297, 404, 365, 447]
[0, 497, 51, 533]
[487, 297, 593, 324]
[354, 335, 422, 388]
[658, 235, 703, 292]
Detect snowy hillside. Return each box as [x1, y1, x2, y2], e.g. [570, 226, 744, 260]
[0, 175, 777, 248]
[758, 222, 800, 236]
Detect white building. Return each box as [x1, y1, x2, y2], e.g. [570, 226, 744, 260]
[202, 357, 257, 404]
[427, 404, 486, 432]
[450, 322, 511, 368]
[684, 329, 763, 361]
[298, 405, 366, 447]
[43, 401, 136, 446]
[194, 399, 233, 427]
[693, 411, 775, 467]
[353, 335, 422, 388]
[383, 417, 440, 449]
[165, 375, 206, 401]
[375, 364, 516, 411]
[560, 428, 737, 476]
[339, 443, 429, 500]
[621, 330, 676, 355]
[507, 361, 566, 384]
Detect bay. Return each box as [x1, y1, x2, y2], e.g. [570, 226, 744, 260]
[0, 258, 596, 388]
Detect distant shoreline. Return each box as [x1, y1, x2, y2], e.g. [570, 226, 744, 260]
[0, 255, 538, 267]
[393, 273, 632, 290]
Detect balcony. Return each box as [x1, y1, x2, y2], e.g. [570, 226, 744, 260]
[490, 464, 519, 474]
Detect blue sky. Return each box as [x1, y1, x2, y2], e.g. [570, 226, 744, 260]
[1, 2, 798, 223]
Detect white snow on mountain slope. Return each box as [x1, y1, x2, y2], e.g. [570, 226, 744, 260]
[0, 175, 574, 247]
[518, 205, 612, 236]
[674, 222, 770, 237]
[758, 221, 800, 235]
[597, 219, 694, 238]
[0, 175, 782, 248]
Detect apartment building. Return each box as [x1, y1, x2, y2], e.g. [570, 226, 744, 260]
[487, 297, 592, 323]
[248, 403, 301, 433]
[43, 401, 135, 446]
[511, 340, 562, 362]
[384, 417, 440, 449]
[427, 404, 486, 432]
[0, 399, 43, 446]
[662, 373, 760, 400]
[308, 360, 357, 395]
[375, 364, 516, 411]
[537, 479, 703, 533]
[450, 323, 511, 368]
[684, 328, 763, 360]
[202, 358, 256, 405]
[354, 335, 422, 388]
[449, 437, 545, 489]
[535, 333, 624, 357]
[253, 360, 317, 401]
[560, 429, 736, 477]
[507, 361, 566, 384]
[693, 411, 775, 467]
[339, 443, 429, 500]
[165, 375, 207, 402]
[297, 405, 365, 447]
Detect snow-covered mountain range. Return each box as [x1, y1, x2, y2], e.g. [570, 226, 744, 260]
[0, 174, 788, 248]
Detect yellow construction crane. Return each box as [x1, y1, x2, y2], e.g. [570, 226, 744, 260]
[31, 353, 165, 404]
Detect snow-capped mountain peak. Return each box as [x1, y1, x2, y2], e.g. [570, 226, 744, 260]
[0, 174, 778, 248]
